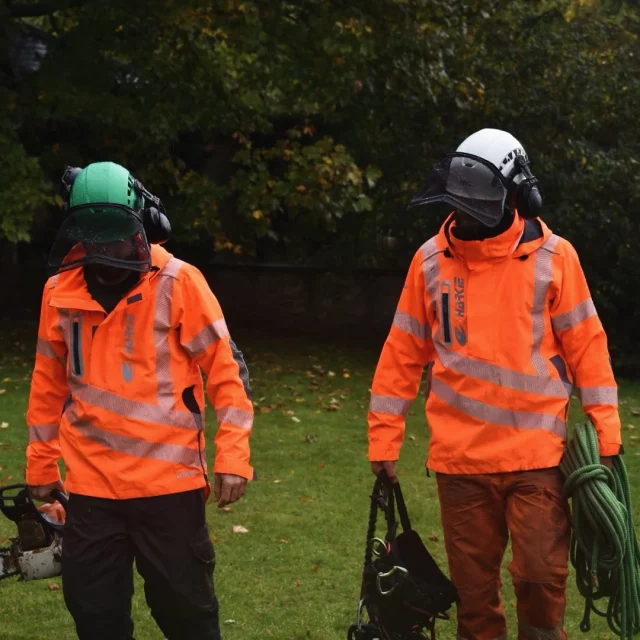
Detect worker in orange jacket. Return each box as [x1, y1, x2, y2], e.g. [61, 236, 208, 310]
[368, 129, 622, 640]
[25, 162, 254, 640]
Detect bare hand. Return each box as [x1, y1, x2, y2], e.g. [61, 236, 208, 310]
[371, 461, 398, 484]
[600, 456, 615, 469]
[214, 473, 247, 508]
[28, 480, 66, 504]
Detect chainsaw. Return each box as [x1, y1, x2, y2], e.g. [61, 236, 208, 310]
[0, 483, 67, 582]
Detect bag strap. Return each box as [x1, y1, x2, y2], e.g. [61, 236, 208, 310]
[363, 470, 414, 568]
[392, 480, 412, 532]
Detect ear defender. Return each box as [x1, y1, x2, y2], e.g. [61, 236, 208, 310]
[512, 155, 543, 219]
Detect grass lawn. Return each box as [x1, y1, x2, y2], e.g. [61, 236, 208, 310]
[0, 323, 639, 639]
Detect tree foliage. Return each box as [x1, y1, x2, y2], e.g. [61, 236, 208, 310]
[2, 0, 640, 362]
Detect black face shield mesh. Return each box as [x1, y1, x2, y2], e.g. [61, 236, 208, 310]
[47, 205, 152, 276]
[408, 153, 511, 228]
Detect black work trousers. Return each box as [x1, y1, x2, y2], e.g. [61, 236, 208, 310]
[61, 489, 221, 640]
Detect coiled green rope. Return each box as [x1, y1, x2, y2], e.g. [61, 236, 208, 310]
[560, 423, 640, 638]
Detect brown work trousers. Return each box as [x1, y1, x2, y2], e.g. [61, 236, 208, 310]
[436, 467, 571, 640]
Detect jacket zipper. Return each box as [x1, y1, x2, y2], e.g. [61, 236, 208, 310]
[70, 313, 84, 378]
[441, 281, 452, 346]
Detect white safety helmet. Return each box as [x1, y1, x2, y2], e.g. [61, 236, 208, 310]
[409, 128, 543, 226]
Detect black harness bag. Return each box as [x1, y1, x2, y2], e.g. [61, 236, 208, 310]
[348, 472, 457, 640]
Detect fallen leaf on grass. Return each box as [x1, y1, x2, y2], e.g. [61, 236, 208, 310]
[319, 462, 326, 469]
[291, 416, 301, 423]
[222, 506, 232, 513]
[280, 539, 289, 544]
[232, 525, 249, 534]
[224, 619, 236, 624]
[343, 373, 351, 379]
[295, 397, 306, 403]
[0, 389, 6, 395]
[327, 371, 336, 377]
[300, 496, 313, 503]
[0, 423, 8, 429]
[627, 424, 636, 430]
[210, 535, 217, 542]
[273, 479, 281, 484]
[428, 536, 439, 542]
[295, 580, 303, 587]
[312, 564, 320, 572]
[632, 409, 640, 416]
[408, 435, 416, 441]
[305, 435, 317, 443]
[48, 583, 60, 591]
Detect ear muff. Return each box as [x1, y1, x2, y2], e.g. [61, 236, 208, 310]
[512, 156, 543, 219]
[133, 179, 172, 245]
[143, 205, 172, 245]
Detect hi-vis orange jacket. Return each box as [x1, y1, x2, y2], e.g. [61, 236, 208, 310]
[26, 245, 254, 498]
[368, 214, 622, 474]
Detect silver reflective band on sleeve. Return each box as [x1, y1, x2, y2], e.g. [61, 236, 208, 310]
[28, 424, 59, 443]
[551, 298, 597, 332]
[216, 407, 253, 429]
[369, 394, 411, 417]
[184, 319, 230, 356]
[579, 386, 618, 406]
[36, 338, 57, 359]
[392, 310, 429, 340]
[431, 378, 566, 437]
[531, 235, 559, 377]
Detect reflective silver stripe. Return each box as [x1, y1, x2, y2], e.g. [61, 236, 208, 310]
[434, 343, 569, 398]
[420, 237, 442, 345]
[154, 258, 185, 412]
[420, 237, 440, 304]
[184, 319, 229, 356]
[552, 298, 597, 332]
[28, 424, 59, 443]
[431, 378, 566, 437]
[369, 394, 411, 417]
[216, 407, 253, 429]
[67, 407, 201, 468]
[69, 381, 200, 430]
[531, 235, 559, 376]
[518, 621, 563, 640]
[392, 309, 429, 340]
[36, 338, 57, 359]
[580, 386, 618, 406]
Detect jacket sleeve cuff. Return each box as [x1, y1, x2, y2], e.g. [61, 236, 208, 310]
[213, 459, 254, 481]
[25, 465, 61, 486]
[599, 441, 622, 456]
[368, 446, 401, 462]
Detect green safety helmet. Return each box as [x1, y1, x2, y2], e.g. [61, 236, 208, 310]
[48, 161, 171, 276]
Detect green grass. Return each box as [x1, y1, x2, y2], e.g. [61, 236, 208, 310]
[1, 325, 640, 639]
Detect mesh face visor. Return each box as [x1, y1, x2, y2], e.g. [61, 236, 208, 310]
[47, 205, 152, 276]
[408, 153, 510, 227]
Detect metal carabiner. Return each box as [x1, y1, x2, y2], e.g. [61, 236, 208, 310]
[370, 537, 387, 558]
[376, 565, 409, 596]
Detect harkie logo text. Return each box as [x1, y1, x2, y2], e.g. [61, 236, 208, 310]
[454, 277, 467, 346]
